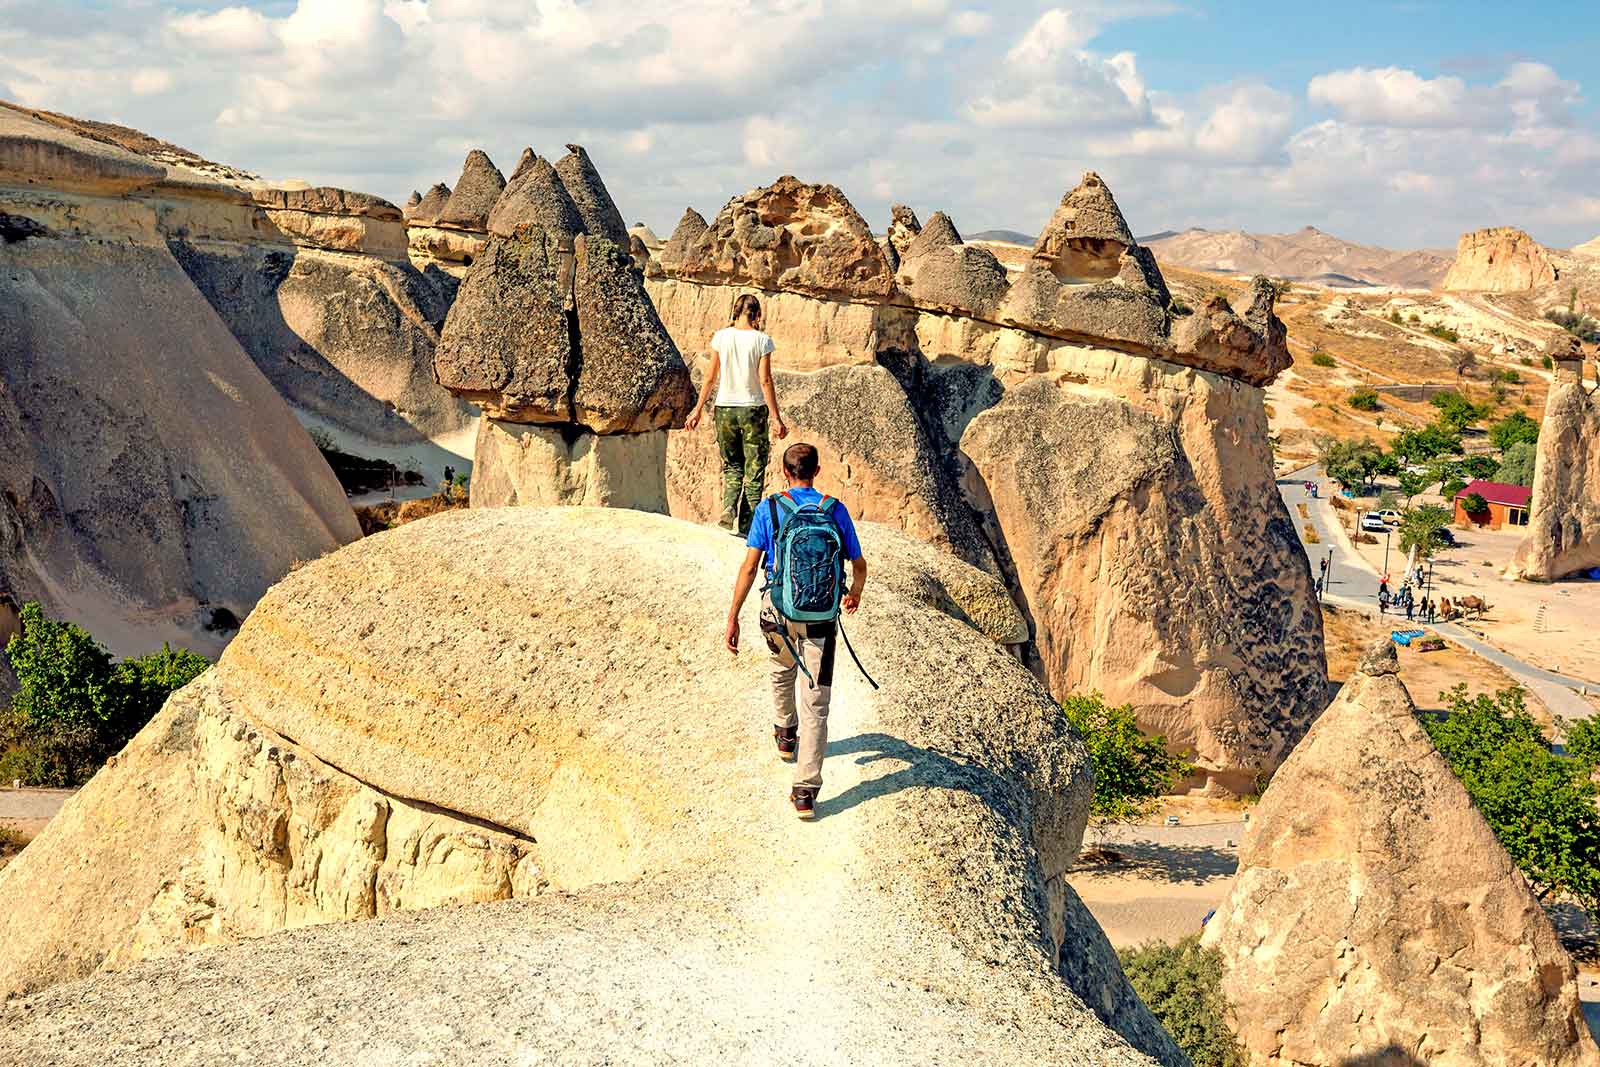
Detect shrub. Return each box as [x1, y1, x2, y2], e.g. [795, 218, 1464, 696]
[1489, 411, 1540, 451]
[1168, 299, 1193, 317]
[1346, 388, 1380, 411]
[1425, 323, 1461, 343]
[1425, 685, 1600, 918]
[1543, 354, 1555, 370]
[1388, 310, 1403, 325]
[1311, 352, 1336, 368]
[1118, 937, 1248, 1067]
[1496, 441, 1537, 486]
[1061, 693, 1192, 830]
[1545, 308, 1600, 344]
[1564, 717, 1600, 769]
[1430, 390, 1488, 431]
[1399, 505, 1453, 559]
[1460, 492, 1488, 515]
[1498, 368, 1521, 384]
[0, 604, 209, 787]
[306, 425, 337, 452]
[1442, 477, 1467, 498]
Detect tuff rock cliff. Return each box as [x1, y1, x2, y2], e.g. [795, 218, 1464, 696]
[0, 102, 362, 655]
[1508, 334, 1600, 581]
[647, 173, 1326, 793]
[1443, 226, 1560, 292]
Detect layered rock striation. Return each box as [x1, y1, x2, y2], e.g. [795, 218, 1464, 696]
[1203, 640, 1600, 1067]
[0, 508, 1185, 1067]
[1443, 226, 1560, 292]
[0, 104, 362, 655]
[647, 173, 1325, 792]
[1508, 334, 1600, 580]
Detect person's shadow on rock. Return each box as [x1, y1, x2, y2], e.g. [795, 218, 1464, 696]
[814, 732, 1009, 821]
[1339, 1050, 1427, 1067]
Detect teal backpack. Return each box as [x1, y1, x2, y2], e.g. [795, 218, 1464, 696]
[767, 492, 845, 624]
[764, 492, 878, 690]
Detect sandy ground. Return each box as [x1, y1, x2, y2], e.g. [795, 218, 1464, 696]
[1069, 818, 1241, 947]
[1341, 511, 1600, 685]
[0, 787, 73, 873]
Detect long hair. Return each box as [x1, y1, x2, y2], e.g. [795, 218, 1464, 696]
[730, 293, 763, 331]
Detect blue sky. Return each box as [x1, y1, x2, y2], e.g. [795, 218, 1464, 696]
[3, 1, 1597, 249]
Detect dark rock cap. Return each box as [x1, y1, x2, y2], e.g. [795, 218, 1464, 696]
[904, 211, 962, 259]
[554, 144, 629, 247]
[402, 190, 422, 219]
[438, 149, 506, 231]
[487, 156, 585, 242]
[658, 207, 709, 272]
[411, 183, 452, 224]
[507, 148, 537, 183]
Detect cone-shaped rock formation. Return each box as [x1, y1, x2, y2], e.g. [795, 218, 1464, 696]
[1509, 333, 1600, 580]
[437, 149, 506, 231]
[411, 182, 451, 225]
[554, 144, 628, 247]
[658, 207, 708, 273]
[1203, 639, 1600, 1067]
[487, 154, 584, 242]
[1032, 171, 1134, 281]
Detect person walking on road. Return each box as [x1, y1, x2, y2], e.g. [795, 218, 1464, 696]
[1405, 596, 1415, 622]
[723, 443, 868, 820]
[684, 294, 789, 537]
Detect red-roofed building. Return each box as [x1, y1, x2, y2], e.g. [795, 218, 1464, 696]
[1454, 479, 1532, 530]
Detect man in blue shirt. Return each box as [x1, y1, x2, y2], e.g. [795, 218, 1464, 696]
[724, 443, 867, 819]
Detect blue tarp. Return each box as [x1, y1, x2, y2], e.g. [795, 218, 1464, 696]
[1391, 629, 1426, 646]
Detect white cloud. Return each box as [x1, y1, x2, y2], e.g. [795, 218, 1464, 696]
[129, 68, 173, 96]
[4, 4, 1598, 250]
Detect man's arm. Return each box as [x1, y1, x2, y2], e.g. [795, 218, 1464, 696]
[759, 354, 787, 439]
[725, 547, 764, 653]
[843, 556, 867, 614]
[684, 351, 721, 431]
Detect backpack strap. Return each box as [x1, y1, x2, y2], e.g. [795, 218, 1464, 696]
[775, 493, 800, 516]
[816, 494, 836, 514]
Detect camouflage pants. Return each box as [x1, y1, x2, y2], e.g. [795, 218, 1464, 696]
[715, 404, 769, 535]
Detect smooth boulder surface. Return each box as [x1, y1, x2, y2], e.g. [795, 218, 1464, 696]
[0, 508, 1183, 1067]
[1203, 641, 1600, 1067]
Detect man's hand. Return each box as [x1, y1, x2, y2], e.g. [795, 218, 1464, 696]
[724, 616, 740, 654]
[685, 408, 703, 432]
[773, 418, 789, 440]
[842, 592, 860, 614]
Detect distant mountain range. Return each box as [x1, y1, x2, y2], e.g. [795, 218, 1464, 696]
[1138, 226, 1454, 290]
[965, 228, 1035, 245]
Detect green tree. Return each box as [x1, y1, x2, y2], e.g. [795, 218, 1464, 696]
[1317, 436, 1385, 492]
[1489, 412, 1540, 452]
[1061, 693, 1193, 830]
[1497, 441, 1537, 486]
[1563, 717, 1600, 769]
[1398, 505, 1452, 560]
[1425, 685, 1600, 918]
[1430, 390, 1488, 432]
[1, 603, 209, 787]
[1391, 423, 1462, 464]
[1459, 454, 1498, 480]
[1460, 492, 1488, 516]
[1118, 937, 1248, 1067]
[1397, 469, 1431, 508]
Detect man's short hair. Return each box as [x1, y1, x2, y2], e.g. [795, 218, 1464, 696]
[782, 442, 820, 480]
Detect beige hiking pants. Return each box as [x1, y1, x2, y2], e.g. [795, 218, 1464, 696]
[762, 593, 835, 790]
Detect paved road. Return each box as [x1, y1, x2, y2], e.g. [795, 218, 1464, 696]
[1279, 464, 1595, 722]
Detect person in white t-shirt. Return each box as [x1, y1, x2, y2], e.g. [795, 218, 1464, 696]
[684, 294, 789, 535]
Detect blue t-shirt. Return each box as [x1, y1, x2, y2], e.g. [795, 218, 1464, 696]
[747, 487, 862, 577]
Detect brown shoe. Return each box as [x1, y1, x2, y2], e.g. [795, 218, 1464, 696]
[774, 725, 797, 762]
[790, 787, 816, 820]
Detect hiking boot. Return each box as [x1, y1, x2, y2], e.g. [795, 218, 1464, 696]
[790, 786, 817, 820]
[774, 725, 798, 762]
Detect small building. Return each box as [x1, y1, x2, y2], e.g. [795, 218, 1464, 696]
[1453, 479, 1531, 530]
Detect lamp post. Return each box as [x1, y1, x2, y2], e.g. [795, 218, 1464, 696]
[1383, 526, 1393, 583]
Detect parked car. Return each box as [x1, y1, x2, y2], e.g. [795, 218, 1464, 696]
[1360, 513, 1389, 533]
[1437, 527, 1457, 547]
[1375, 509, 1403, 525]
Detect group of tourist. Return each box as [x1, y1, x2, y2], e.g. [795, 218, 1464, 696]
[1379, 578, 1438, 623]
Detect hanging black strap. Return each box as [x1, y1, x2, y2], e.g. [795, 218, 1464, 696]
[836, 615, 879, 690]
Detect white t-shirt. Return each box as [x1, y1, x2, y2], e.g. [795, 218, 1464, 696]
[711, 327, 775, 407]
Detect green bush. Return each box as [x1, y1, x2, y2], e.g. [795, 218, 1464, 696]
[1, 603, 209, 787]
[1496, 441, 1537, 486]
[1118, 937, 1247, 1067]
[1460, 492, 1488, 515]
[1430, 390, 1488, 431]
[1346, 388, 1380, 411]
[1311, 352, 1336, 368]
[1061, 693, 1192, 828]
[1425, 685, 1600, 919]
[1489, 411, 1540, 451]
[1442, 476, 1467, 498]
[1398, 505, 1453, 559]
[1425, 323, 1461, 343]
[1497, 368, 1521, 384]
[1543, 354, 1555, 370]
[1564, 717, 1600, 769]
